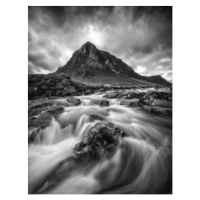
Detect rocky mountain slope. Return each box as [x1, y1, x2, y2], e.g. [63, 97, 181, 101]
[54, 41, 171, 86]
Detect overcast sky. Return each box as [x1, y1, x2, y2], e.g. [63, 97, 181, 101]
[28, 6, 172, 82]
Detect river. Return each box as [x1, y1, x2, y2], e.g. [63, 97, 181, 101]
[28, 91, 172, 194]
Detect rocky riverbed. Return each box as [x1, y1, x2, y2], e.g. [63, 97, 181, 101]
[29, 86, 172, 135]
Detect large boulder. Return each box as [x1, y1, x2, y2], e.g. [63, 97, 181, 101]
[29, 104, 64, 130]
[73, 121, 125, 161]
[32, 112, 53, 129]
[66, 97, 81, 106]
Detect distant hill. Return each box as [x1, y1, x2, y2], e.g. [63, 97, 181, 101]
[53, 41, 171, 86]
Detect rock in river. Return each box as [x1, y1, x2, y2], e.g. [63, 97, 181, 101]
[99, 100, 110, 106]
[73, 121, 125, 161]
[66, 97, 81, 106]
[31, 106, 64, 129]
[139, 91, 172, 108]
[141, 105, 172, 116]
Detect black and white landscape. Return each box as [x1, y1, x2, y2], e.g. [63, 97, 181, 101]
[28, 6, 172, 194]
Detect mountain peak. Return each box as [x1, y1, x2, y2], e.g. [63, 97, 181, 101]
[54, 42, 171, 86]
[78, 41, 98, 58]
[81, 41, 97, 50]
[84, 41, 94, 46]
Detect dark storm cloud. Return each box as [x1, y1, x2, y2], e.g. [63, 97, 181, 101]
[28, 6, 172, 81]
[28, 6, 115, 28]
[42, 6, 115, 27]
[129, 7, 172, 56]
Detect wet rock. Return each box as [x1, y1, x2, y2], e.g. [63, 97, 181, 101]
[104, 93, 120, 99]
[139, 91, 172, 108]
[54, 100, 69, 107]
[28, 128, 40, 143]
[142, 91, 172, 101]
[89, 114, 105, 122]
[73, 121, 125, 161]
[28, 106, 47, 116]
[141, 105, 172, 116]
[124, 92, 146, 99]
[127, 100, 139, 107]
[33, 112, 52, 129]
[99, 100, 110, 106]
[150, 100, 172, 108]
[84, 89, 92, 95]
[46, 106, 64, 115]
[30, 106, 64, 129]
[99, 88, 106, 92]
[28, 127, 45, 144]
[29, 100, 54, 109]
[117, 92, 145, 99]
[28, 100, 55, 116]
[64, 86, 76, 94]
[66, 97, 81, 106]
[28, 99, 65, 129]
[120, 99, 139, 107]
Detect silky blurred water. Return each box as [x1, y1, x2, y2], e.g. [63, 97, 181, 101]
[28, 92, 172, 194]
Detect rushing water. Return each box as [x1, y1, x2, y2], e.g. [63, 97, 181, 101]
[28, 91, 172, 194]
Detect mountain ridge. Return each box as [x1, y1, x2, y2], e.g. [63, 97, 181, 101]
[53, 41, 171, 86]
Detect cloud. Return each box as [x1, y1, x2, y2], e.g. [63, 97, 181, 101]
[159, 57, 172, 63]
[156, 65, 163, 69]
[28, 6, 172, 81]
[135, 65, 147, 73]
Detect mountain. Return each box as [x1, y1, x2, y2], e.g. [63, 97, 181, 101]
[54, 42, 171, 86]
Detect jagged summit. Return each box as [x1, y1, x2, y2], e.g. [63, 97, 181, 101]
[54, 42, 171, 86]
[78, 41, 98, 59]
[79, 42, 97, 53]
[81, 41, 96, 48]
